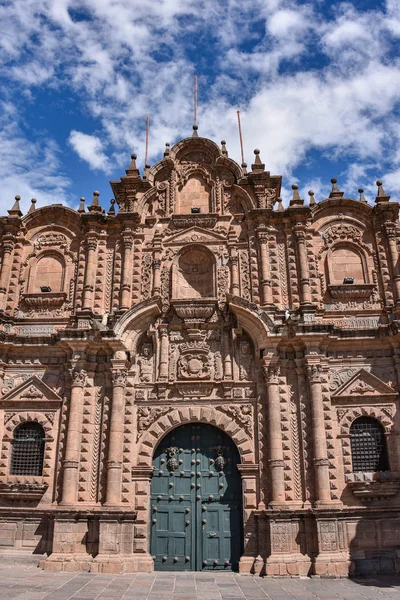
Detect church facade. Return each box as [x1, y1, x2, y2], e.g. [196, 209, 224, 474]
[0, 131, 400, 576]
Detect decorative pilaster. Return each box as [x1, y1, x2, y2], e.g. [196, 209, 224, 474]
[263, 363, 285, 506]
[105, 369, 128, 505]
[0, 238, 14, 311]
[82, 237, 97, 311]
[294, 226, 311, 305]
[120, 231, 133, 310]
[307, 364, 331, 506]
[61, 367, 87, 505]
[258, 233, 273, 305]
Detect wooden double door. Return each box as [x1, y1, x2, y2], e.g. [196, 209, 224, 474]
[150, 424, 242, 571]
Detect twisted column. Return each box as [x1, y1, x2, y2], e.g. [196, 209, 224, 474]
[105, 369, 128, 505]
[0, 239, 14, 310]
[120, 232, 133, 309]
[263, 363, 285, 505]
[307, 364, 331, 505]
[82, 237, 97, 310]
[61, 368, 87, 504]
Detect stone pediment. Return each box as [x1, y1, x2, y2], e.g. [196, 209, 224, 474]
[331, 369, 397, 403]
[0, 375, 62, 409]
[163, 226, 226, 246]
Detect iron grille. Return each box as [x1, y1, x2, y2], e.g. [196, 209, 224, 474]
[10, 423, 45, 476]
[350, 417, 389, 473]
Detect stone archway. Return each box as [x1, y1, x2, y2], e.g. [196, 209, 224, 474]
[132, 406, 259, 574]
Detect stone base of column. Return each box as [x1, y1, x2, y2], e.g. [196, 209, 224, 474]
[91, 553, 153, 574]
[266, 553, 312, 577]
[41, 553, 93, 572]
[238, 555, 260, 574]
[313, 552, 350, 577]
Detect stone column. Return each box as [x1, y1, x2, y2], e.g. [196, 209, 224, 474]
[0, 239, 14, 311]
[82, 237, 97, 311]
[258, 234, 273, 305]
[105, 369, 128, 505]
[294, 227, 311, 305]
[61, 368, 87, 505]
[152, 256, 161, 296]
[158, 326, 169, 381]
[120, 233, 133, 310]
[307, 364, 331, 505]
[222, 327, 233, 380]
[263, 363, 285, 505]
[230, 248, 240, 295]
[384, 222, 400, 304]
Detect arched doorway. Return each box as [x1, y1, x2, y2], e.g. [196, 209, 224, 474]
[150, 423, 243, 571]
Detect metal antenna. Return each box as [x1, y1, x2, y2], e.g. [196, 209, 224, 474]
[194, 75, 198, 127]
[237, 110, 245, 165]
[145, 115, 150, 166]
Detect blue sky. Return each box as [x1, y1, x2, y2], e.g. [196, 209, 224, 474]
[1, 0, 400, 213]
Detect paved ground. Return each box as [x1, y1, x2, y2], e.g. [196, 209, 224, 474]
[0, 566, 399, 600]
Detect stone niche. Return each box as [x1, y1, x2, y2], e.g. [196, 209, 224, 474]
[173, 246, 216, 299]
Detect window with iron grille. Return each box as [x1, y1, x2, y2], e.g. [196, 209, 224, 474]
[350, 417, 389, 473]
[10, 422, 45, 476]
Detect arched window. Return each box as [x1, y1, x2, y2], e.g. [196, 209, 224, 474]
[33, 254, 64, 293]
[10, 422, 45, 476]
[350, 417, 389, 473]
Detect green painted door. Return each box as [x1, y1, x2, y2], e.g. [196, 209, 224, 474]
[150, 424, 242, 571]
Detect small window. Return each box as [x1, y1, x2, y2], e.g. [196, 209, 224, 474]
[10, 422, 45, 476]
[350, 417, 389, 473]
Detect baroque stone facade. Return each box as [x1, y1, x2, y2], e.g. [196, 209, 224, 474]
[0, 132, 400, 575]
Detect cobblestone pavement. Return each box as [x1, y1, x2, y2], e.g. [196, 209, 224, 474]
[0, 566, 399, 600]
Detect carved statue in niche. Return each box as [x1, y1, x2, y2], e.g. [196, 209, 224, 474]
[137, 342, 154, 383]
[238, 340, 254, 381]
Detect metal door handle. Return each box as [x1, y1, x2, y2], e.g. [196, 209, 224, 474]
[209, 532, 216, 537]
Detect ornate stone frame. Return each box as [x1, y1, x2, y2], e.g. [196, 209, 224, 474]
[0, 411, 56, 499]
[337, 406, 396, 479]
[133, 406, 258, 572]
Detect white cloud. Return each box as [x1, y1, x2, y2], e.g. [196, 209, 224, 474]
[0, 0, 399, 206]
[68, 131, 110, 172]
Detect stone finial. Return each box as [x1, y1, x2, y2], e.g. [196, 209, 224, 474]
[164, 143, 170, 157]
[221, 140, 228, 156]
[241, 162, 247, 175]
[143, 163, 151, 180]
[251, 149, 265, 172]
[289, 183, 303, 206]
[28, 198, 37, 214]
[78, 197, 85, 213]
[358, 188, 368, 203]
[88, 190, 103, 212]
[308, 190, 316, 206]
[108, 199, 116, 215]
[329, 178, 344, 199]
[277, 197, 284, 212]
[375, 180, 390, 203]
[8, 195, 22, 217]
[125, 153, 140, 178]
[192, 124, 199, 138]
